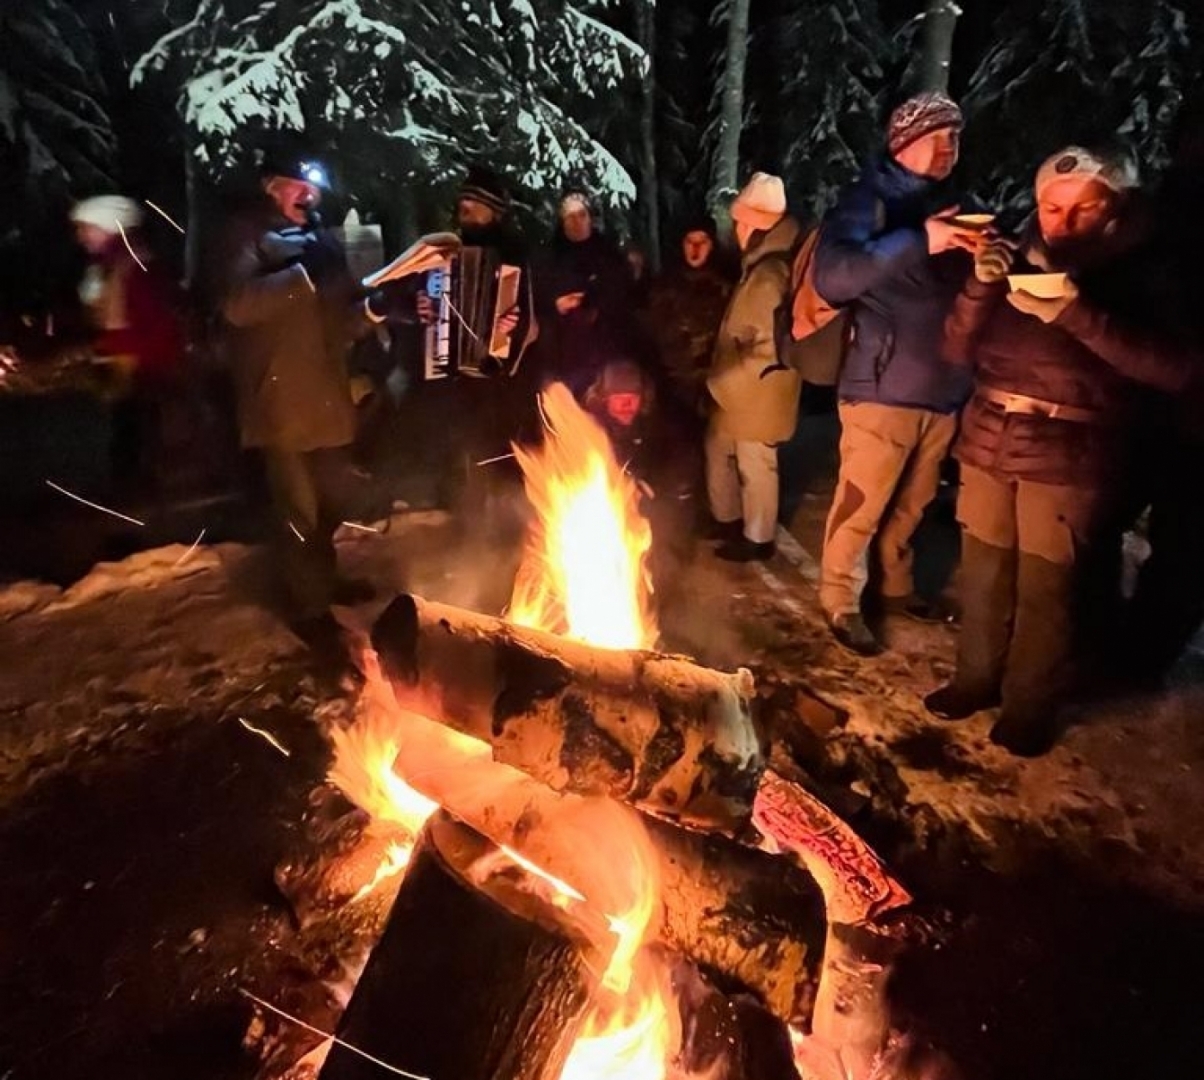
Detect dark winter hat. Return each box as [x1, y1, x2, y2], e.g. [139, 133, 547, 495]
[458, 165, 511, 216]
[888, 92, 964, 156]
[559, 190, 595, 218]
[1035, 146, 1139, 200]
[598, 359, 647, 397]
[680, 212, 718, 240]
[260, 144, 332, 189]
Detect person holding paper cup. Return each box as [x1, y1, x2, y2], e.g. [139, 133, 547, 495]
[925, 146, 1193, 756]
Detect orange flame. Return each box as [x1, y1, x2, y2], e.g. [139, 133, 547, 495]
[330, 380, 679, 1079]
[509, 382, 658, 651]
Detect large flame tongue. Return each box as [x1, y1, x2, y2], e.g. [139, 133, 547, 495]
[333, 382, 679, 1079]
[509, 382, 658, 651]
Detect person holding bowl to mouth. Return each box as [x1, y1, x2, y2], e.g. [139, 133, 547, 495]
[924, 146, 1193, 756]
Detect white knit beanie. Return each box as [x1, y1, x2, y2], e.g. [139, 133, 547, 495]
[730, 172, 787, 231]
[70, 196, 143, 234]
[1035, 147, 1139, 200]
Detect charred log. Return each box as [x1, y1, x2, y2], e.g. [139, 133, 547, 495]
[319, 811, 596, 1080]
[370, 594, 763, 831]
[315, 695, 827, 1023]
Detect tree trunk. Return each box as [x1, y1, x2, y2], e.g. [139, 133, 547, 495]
[637, 0, 661, 272]
[369, 594, 764, 831]
[320, 812, 595, 1080]
[708, 0, 750, 236]
[912, 0, 960, 94]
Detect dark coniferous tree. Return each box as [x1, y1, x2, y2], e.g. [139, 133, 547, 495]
[961, 0, 1201, 207]
[760, 0, 892, 223]
[0, 0, 117, 306]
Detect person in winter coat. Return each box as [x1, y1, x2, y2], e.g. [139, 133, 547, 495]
[71, 196, 184, 493]
[924, 147, 1192, 757]
[704, 173, 802, 562]
[645, 214, 734, 426]
[218, 150, 383, 629]
[536, 191, 634, 394]
[813, 92, 979, 655]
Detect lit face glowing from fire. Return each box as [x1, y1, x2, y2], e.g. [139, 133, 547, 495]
[1037, 176, 1117, 247]
[681, 229, 714, 269]
[605, 391, 642, 428]
[561, 200, 594, 243]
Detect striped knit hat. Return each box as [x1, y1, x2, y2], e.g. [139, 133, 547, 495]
[888, 92, 964, 156]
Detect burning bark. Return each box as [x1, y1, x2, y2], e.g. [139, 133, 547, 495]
[314, 695, 827, 1023]
[370, 594, 763, 831]
[319, 811, 597, 1080]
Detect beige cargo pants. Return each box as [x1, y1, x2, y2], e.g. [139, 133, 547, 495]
[819, 401, 957, 617]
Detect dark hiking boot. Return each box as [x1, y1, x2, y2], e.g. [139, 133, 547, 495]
[716, 537, 776, 562]
[828, 613, 882, 657]
[881, 594, 957, 624]
[989, 712, 1058, 758]
[923, 683, 1000, 720]
[700, 516, 745, 543]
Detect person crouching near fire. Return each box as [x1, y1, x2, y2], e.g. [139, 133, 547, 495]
[703, 173, 802, 563]
[583, 358, 697, 599]
[924, 146, 1193, 757]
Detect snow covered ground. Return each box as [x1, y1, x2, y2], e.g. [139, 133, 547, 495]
[0, 508, 1201, 1079]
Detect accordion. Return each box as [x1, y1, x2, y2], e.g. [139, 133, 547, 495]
[423, 246, 522, 381]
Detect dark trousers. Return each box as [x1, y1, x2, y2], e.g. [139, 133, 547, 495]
[953, 465, 1104, 723]
[261, 446, 375, 619]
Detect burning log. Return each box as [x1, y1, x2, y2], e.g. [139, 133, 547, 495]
[319, 811, 597, 1080]
[370, 594, 764, 831]
[318, 698, 827, 1024]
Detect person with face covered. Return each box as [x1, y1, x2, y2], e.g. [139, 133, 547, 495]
[814, 92, 979, 656]
[924, 147, 1193, 756]
[218, 147, 382, 634]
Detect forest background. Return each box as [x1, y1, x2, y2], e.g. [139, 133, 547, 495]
[1, 0, 1201, 307]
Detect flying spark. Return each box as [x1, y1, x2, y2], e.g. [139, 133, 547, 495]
[287, 521, 306, 542]
[339, 520, 380, 533]
[172, 528, 207, 567]
[144, 200, 185, 234]
[236, 717, 291, 758]
[238, 989, 430, 1080]
[475, 452, 516, 466]
[45, 481, 146, 526]
[114, 219, 147, 272]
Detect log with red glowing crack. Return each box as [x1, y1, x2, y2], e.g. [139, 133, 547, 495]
[360, 593, 913, 1024]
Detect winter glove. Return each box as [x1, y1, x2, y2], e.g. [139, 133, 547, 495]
[257, 230, 312, 270]
[974, 238, 1017, 284]
[1006, 279, 1079, 323]
[298, 235, 347, 288]
[366, 280, 417, 324]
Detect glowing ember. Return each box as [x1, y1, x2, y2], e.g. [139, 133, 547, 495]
[559, 956, 679, 1080]
[509, 382, 658, 651]
[351, 841, 412, 903]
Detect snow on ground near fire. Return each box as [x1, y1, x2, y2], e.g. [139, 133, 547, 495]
[1, 511, 1203, 911]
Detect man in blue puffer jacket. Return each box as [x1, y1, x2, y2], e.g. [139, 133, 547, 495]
[814, 91, 979, 655]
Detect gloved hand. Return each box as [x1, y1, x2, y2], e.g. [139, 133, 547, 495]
[257, 230, 312, 269]
[974, 238, 1017, 284]
[366, 280, 416, 324]
[298, 235, 347, 287]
